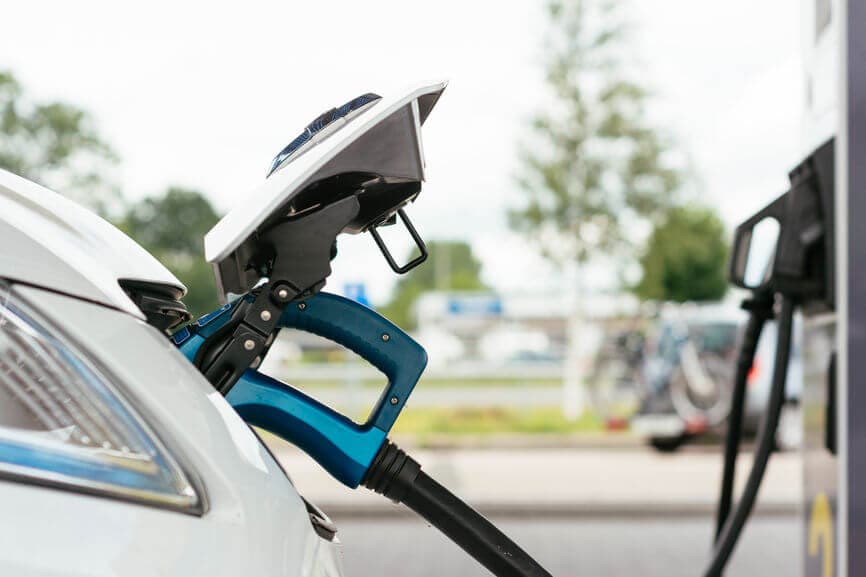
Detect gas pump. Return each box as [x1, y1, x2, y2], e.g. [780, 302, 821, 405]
[729, 1, 865, 575]
[714, 139, 834, 577]
[798, 0, 860, 576]
[796, 143, 837, 577]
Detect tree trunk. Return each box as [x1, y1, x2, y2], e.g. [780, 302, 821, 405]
[562, 262, 586, 421]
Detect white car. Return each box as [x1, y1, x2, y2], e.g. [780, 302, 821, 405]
[0, 167, 345, 577]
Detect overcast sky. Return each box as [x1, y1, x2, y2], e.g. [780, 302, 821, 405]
[2, 1, 802, 304]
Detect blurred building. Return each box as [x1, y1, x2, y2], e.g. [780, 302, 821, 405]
[414, 290, 640, 366]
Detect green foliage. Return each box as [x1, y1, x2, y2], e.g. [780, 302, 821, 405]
[0, 70, 119, 215]
[390, 406, 604, 438]
[119, 188, 221, 317]
[634, 205, 728, 303]
[380, 241, 487, 328]
[510, 0, 682, 266]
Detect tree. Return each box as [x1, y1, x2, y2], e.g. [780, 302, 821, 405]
[510, 0, 683, 419]
[120, 187, 221, 318]
[634, 206, 728, 303]
[510, 0, 682, 268]
[380, 241, 487, 329]
[0, 70, 119, 215]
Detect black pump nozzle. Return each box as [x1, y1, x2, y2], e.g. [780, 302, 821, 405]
[363, 440, 553, 577]
[709, 138, 835, 576]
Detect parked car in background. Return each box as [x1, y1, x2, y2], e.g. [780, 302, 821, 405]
[631, 303, 802, 452]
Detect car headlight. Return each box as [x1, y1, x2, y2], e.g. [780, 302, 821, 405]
[0, 289, 201, 513]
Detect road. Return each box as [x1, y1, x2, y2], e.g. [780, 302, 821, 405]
[305, 385, 566, 409]
[272, 445, 801, 515]
[268, 361, 568, 409]
[271, 442, 804, 575]
[333, 515, 800, 577]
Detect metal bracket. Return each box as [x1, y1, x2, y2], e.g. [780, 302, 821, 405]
[193, 195, 361, 394]
[369, 209, 428, 274]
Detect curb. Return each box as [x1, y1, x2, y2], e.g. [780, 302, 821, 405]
[319, 500, 800, 520]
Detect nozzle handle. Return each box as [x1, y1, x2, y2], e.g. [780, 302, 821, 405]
[176, 291, 427, 487]
[225, 292, 427, 487]
[279, 292, 427, 431]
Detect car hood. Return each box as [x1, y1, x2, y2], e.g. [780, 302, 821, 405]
[0, 169, 185, 319]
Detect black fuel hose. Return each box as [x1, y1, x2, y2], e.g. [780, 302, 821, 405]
[714, 293, 775, 540]
[703, 296, 794, 577]
[363, 440, 553, 577]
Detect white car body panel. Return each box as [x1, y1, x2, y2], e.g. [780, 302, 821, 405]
[0, 169, 185, 319]
[0, 285, 343, 577]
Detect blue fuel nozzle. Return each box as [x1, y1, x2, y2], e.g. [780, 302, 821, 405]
[176, 291, 427, 488]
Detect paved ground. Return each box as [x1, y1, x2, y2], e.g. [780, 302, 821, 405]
[332, 515, 800, 577]
[273, 443, 803, 575]
[271, 443, 801, 516]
